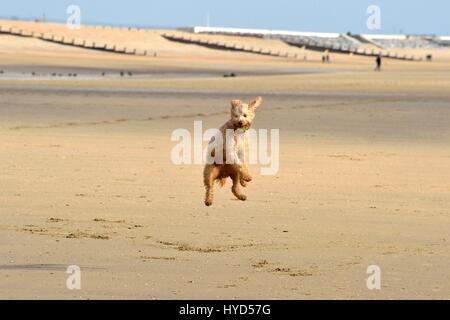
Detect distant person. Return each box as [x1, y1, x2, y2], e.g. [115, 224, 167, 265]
[375, 55, 382, 71]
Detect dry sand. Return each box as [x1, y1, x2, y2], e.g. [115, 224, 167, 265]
[0, 21, 449, 299]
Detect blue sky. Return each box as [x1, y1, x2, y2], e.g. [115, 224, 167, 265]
[1, 0, 449, 35]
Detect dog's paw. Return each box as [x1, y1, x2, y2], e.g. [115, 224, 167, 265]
[204, 199, 213, 206]
[238, 194, 247, 201]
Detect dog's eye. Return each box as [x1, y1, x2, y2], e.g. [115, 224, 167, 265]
[243, 114, 247, 118]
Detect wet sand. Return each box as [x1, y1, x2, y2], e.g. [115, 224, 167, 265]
[1, 83, 449, 299]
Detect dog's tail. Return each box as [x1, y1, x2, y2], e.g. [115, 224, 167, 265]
[216, 178, 226, 187]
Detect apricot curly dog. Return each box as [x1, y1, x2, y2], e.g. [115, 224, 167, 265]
[203, 97, 262, 206]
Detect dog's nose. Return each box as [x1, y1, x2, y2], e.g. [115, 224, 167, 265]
[238, 121, 243, 126]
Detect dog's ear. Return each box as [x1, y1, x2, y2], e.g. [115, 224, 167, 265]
[249, 96, 262, 110]
[231, 99, 242, 109]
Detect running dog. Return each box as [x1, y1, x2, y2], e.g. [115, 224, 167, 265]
[203, 97, 262, 206]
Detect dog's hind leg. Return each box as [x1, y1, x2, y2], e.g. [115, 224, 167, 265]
[231, 172, 247, 201]
[204, 165, 219, 206]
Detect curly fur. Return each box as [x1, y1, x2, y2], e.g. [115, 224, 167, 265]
[203, 97, 262, 206]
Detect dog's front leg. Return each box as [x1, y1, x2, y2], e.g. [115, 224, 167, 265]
[239, 167, 251, 187]
[232, 149, 252, 187]
[231, 172, 247, 201]
[238, 134, 252, 186]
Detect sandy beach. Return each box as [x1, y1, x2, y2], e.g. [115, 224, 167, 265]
[0, 19, 449, 299]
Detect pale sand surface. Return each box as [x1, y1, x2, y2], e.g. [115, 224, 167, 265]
[0, 23, 449, 299]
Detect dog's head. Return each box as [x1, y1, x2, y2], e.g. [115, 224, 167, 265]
[230, 96, 262, 130]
